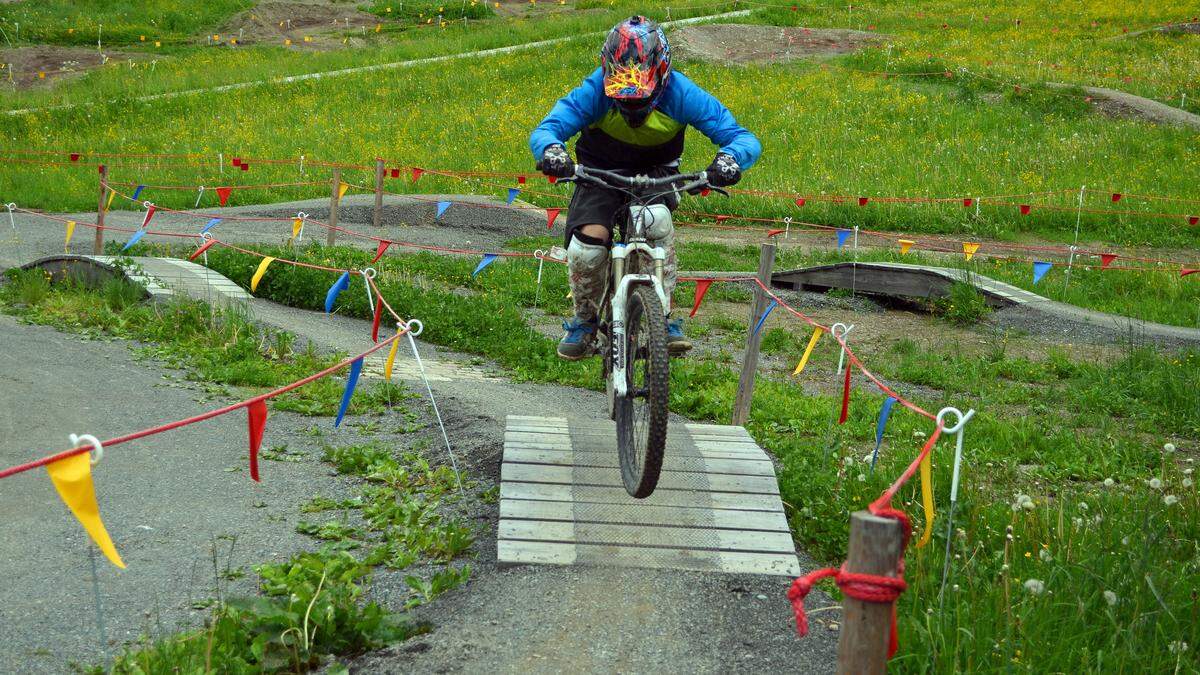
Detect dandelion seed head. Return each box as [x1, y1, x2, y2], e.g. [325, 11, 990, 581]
[1103, 478, 1115, 487]
[1164, 495, 1179, 506]
[1149, 478, 1163, 490]
[1103, 590, 1117, 606]
[1023, 578, 1045, 595]
[1163, 443, 1176, 453]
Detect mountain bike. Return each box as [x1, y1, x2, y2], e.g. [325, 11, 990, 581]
[562, 165, 724, 498]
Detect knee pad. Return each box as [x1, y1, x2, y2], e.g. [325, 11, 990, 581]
[632, 204, 674, 242]
[567, 236, 609, 269]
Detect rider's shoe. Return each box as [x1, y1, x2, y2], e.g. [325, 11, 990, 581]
[667, 318, 692, 355]
[557, 316, 598, 360]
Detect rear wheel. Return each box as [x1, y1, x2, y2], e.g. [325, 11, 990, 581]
[615, 285, 669, 498]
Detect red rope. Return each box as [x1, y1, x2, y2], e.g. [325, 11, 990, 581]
[0, 332, 405, 480]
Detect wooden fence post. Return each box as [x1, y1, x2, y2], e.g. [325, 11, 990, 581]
[732, 242, 776, 426]
[373, 158, 385, 228]
[836, 511, 904, 675]
[93, 164, 107, 255]
[327, 168, 341, 247]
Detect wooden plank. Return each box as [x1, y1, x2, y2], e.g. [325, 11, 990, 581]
[499, 520, 796, 554]
[500, 499, 791, 532]
[497, 540, 801, 577]
[501, 463, 780, 495]
[504, 441, 769, 462]
[503, 448, 775, 476]
[507, 415, 568, 423]
[504, 432, 766, 456]
[499, 482, 783, 511]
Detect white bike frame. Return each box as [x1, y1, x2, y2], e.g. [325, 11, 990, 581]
[608, 222, 670, 399]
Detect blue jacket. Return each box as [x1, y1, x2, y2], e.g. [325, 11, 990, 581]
[530, 68, 761, 171]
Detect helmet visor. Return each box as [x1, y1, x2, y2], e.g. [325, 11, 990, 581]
[603, 62, 658, 100]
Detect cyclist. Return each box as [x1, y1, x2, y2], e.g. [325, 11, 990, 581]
[530, 15, 762, 360]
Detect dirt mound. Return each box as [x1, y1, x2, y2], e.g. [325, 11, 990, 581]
[0, 46, 145, 89]
[670, 24, 886, 65]
[222, 1, 380, 48]
[1046, 82, 1200, 130]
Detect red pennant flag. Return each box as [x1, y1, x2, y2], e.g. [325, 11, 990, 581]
[1183, 269, 1198, 277]
[140, 204, 157, 229]
[858, 197, 869, 207]
[70, 153, 80, 162]
[1111, 193, 1122, 202]
[518, 175, 527, 185]
[838, 363, 852, 424]
[232, 157, 242, 167]
[1188, 216, 1199, 226]
[689, 280, 713, 318]
[795, 197, 806, 207]
[371, 240, 390, 263]
[548, 176, 558, 184]
[390, 168, 400, 178]
[370, 297, 383, 342]
[546, 208, 561, 229]
[188, 238, 218, 261]
[767, 229, 786, 237]
[411, 167, 424, 182]
[216, 187, 232, 206]
[715, 215, 731, 223]
[247, 399, 267, 482]
[1019, 204, 1031, 215]
[963, 197, 974, 207]
[240, 163, 249, 171]
[1100, 253, 1117, 269]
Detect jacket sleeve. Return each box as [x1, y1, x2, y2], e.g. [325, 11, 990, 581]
[529, 68, 609, 160]
[669, 72, 762, 170]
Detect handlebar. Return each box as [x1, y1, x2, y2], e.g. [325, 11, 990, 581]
[569, 165, 728, 197]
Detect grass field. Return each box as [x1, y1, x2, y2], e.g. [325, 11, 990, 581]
[2, 1, 1198, 249]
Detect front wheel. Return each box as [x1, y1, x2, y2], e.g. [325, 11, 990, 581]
[615, 285, 669, 498]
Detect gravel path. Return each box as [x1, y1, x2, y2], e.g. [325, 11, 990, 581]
[0, 314, 386, 672]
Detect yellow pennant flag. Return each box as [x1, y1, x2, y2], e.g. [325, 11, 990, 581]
[291, 218, 303, 242]
[384, 333, 401, 379]
[898, 239, 914, 255]
[250, 257, 275, 292]
[962, 242, 980, 262]
[338, 182, 349, 200]
[47, 453, 125, 568]
[105, 189, 116, 212]
[64, 220, 76, 251]
[916, 453, 935, 548]
[792, 326, 825, 375]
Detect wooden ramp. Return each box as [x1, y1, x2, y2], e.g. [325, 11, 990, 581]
[498, 415, 801, 576]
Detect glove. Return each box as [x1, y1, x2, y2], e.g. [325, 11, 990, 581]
[539, 144, 575, 178]
[706, 152, 741, 187]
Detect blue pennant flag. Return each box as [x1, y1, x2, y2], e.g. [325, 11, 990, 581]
[121, 229, 147, 251]
[131, 185, 146, 201]
[435, 201, 452, 219]
[472, 253, 499, 278]
[201, 218, 221, 234]
[870, 396, 898, 473]
[836, 229, 851, 250]
[334, 357, 364, 428]
[1032, 261, 1052, 285]
[506, 188, 520, 205]
[324, 271, 351, 313]
[751, 299, 778, 337]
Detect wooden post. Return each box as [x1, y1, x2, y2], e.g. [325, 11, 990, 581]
[373, 158, 385, 228]
[836, 511, 904, 675]
[327, 168, 341, 247]
[732, 242, 776, 426]
[93, 164, 107, 255]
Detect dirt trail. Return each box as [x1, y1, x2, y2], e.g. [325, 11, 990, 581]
[671, 24, 886, 64]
